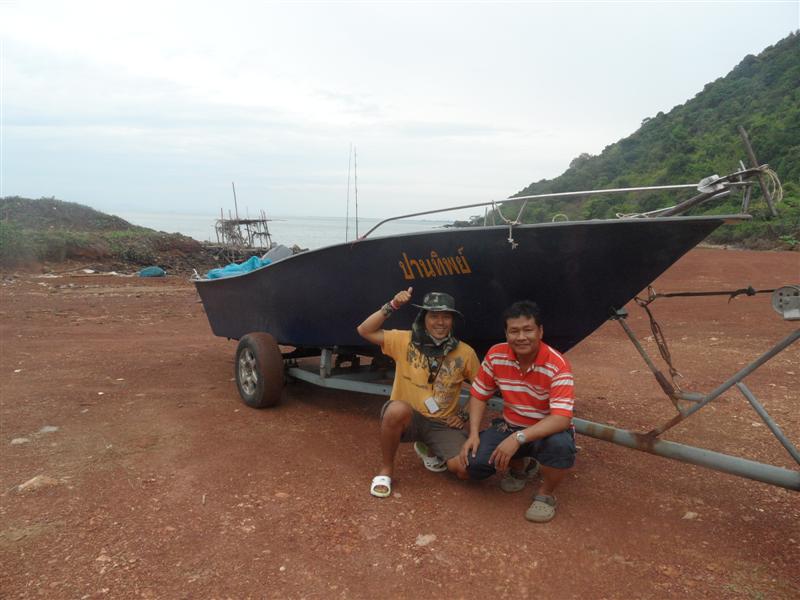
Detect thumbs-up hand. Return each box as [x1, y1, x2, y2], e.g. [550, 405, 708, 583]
[393, 287, 413, 308]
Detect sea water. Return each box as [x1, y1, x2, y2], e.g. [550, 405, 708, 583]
[115, 212, 453, 250]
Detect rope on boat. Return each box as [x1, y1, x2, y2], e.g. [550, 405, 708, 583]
[492, 198, 529, 249]
[762, 166, 784, 205]
[633, 285, 777, 392]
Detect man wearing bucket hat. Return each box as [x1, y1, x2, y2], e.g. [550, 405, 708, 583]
[357, 287, 480, 498]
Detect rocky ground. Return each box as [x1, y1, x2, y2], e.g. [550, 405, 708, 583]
[0, 247, 798, 599]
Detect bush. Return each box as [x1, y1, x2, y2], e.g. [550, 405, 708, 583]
[28, 230, 94, 262]
[0, 222, 36, 266]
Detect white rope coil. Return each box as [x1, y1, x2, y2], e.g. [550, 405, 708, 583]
[761, 166, 784, 205]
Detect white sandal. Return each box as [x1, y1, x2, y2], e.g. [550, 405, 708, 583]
[370, 475, 392, 498]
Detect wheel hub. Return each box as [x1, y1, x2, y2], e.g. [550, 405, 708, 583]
[239, 348, 258, 395]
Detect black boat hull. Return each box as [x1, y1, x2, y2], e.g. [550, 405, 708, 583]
[194, 216, 733, 356]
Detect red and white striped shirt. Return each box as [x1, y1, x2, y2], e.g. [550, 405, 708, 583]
[471, 342, 574, 427]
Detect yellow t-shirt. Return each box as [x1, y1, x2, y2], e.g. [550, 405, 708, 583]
[381, 330, 480, 419]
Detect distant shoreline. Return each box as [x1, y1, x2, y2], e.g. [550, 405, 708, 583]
[114, 211, 454, 249]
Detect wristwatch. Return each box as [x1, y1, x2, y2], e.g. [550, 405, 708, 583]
[514, 431, 527, 444]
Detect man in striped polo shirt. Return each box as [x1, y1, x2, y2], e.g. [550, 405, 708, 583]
[460, 300, 576, 522]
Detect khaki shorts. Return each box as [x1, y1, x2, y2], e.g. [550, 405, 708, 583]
[381, 400, 467, 460]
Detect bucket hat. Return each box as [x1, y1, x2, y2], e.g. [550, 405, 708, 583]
[412, 292, 463, 317]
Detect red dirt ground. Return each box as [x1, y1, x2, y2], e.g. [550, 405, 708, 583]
[1, 247, 798, 599]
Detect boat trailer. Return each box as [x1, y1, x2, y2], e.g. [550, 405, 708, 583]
[285, 285, 800, 492]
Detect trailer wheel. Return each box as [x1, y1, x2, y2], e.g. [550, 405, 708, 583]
[235, 333, 284, 408]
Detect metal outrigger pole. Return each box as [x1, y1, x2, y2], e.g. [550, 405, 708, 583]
[587, 285, 800, 491]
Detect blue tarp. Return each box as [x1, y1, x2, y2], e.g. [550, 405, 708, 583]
[206, 255, 272, 279]
[138, 266, 166, 277]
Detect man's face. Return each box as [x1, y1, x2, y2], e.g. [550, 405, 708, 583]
[424, 311, 454, 341]
[505, 315, 543, 360]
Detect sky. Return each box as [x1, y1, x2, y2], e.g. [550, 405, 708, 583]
[0, 1, 798, 221]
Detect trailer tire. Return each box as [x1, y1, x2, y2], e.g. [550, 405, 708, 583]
[235, 333, 284, 408]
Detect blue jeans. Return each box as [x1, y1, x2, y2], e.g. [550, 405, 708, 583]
[467, 418, 576, 480]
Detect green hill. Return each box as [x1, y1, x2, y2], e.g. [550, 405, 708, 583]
[0, 196, 210, 270]
[481, 31, 800, 248]
[0, 196, 138, 232]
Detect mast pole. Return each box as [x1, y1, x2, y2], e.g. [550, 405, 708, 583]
[232, 182, 240, 221]
[346, 143, 352, 242]
[354, 146, 359, 238]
